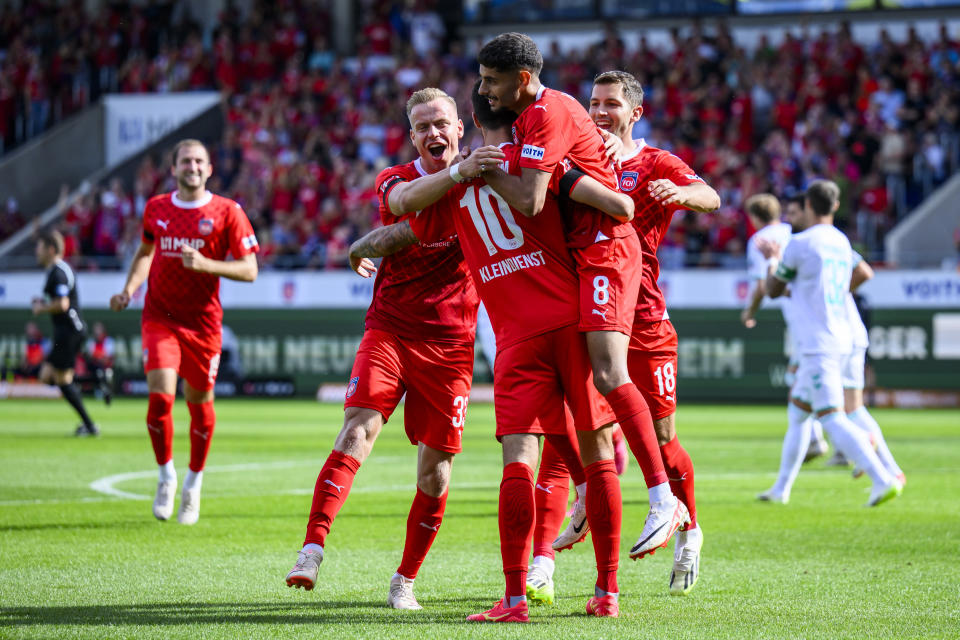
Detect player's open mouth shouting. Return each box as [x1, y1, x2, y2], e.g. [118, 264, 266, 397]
[427, 142, 447, 161]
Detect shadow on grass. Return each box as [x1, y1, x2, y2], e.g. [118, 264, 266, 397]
[0, 598, 534, 627]
[0, 520, 155, 533]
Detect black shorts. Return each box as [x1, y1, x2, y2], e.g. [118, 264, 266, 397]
[47, 328, 85, 370]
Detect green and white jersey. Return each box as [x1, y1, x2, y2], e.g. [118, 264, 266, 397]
[774, 223, 853, 355]
[846, 252, 869, 350]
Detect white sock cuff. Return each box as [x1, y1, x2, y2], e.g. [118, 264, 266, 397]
[649, 481, 673, 505]
[531, 555, 555, 573]
[575, 482, 587, 499]
[159, 460, 176, 482]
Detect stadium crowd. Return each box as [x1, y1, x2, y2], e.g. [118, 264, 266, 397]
[2, 1, 959, 268]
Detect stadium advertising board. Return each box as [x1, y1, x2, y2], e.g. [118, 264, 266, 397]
[2, 271, 959, 309]
[103, 93, 221, 165]
[1, 306, 956, 401]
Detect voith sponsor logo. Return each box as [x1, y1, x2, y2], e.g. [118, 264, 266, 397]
[521, 144, 545, 160]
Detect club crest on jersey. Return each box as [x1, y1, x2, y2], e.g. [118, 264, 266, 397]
[346, 376, 359, 399]
[198, 218, 214, 235]
[619, 171, 640, 192]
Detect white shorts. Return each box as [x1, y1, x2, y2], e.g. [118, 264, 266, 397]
[791, 352, 848, 413]
[842, 347, 866, 390]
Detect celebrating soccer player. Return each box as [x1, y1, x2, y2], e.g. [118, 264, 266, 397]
[284, 88, 499, 610]
[758, 180, 902, 507]
[32, 230, 100, 437]
[477, 35, 692, 569]
[110, 139, 260, 525]
[530, 70, 721, 598]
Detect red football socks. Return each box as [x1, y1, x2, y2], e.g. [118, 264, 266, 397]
[146, 393, 174, 465]
[605, 384, 668, 487]
[544, 431, 586, 486]
[500, 461, 535, 601]
[397, 488, 448, 579]
[533, 441, 571, 559]
[585, 459, 621, 594]
[187, 400, 216, 472]
[661, 436, 697, 528]
[303, 450, 362, 547]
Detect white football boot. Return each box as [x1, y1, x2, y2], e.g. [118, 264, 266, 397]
[630, 497, 690, 559]
[387, 573, 423, 610]
[669, 527, 703, 596]
[552, 495, 589, 551]
[152, 479, 177, 521]
[286, 547, 323, 590]
[177, 486, 201, 525]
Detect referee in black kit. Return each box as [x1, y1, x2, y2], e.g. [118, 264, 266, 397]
[32, 230, 100, 436]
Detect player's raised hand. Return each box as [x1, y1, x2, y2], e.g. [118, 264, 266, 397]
[598, 128, 624, 168]
[459, 145, 506, 179]
[109, 291, 130, 312]
[648, 179, 683, 206]
[350, 255, 377, 278]
[740, 308, 757, 329]
[755, 238, 783, 260]
[181, 245, 207, 272]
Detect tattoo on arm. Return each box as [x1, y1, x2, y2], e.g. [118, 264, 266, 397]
[350, 221, 419, 259]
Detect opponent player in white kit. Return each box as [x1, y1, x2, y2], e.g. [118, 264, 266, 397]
[757, 180, 902, 507]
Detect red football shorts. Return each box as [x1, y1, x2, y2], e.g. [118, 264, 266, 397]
[493, 324, 615, 439]
[627, 319, 679, 420]
[345, 328, 473, 454]
[142, 319, 222, 392]
[574, 234, 643, 335]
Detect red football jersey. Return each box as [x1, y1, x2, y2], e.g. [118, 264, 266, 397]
[619, 141, 704, 322]
[512, 86, 633, 248]
[411, 145, 579, 350]
[141, 191, 259, 335]
[369, 159, 479, 343]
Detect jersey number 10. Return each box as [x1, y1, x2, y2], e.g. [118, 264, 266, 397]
[459, 185, 524, 256]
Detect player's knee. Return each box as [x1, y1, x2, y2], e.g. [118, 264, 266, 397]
[417, 465, 450, 497]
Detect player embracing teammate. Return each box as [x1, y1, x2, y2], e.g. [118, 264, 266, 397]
[528, 70, 721, 599]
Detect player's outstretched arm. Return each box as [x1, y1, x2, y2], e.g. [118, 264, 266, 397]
[348, 221, 419, 278]
[850, 259, 874, 292]
[483, 167, 552, 217]
[568, 171, 634, 221]
[110, 241, 154, 311]
[648, 180, 721, 213]
[181, 248, 258, 282]
[385, 146, 506, 216]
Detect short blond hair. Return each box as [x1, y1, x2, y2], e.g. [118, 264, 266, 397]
[744, 193, 781, 224]
[405, 88, 457, 124]
[171, 138, 210, 166]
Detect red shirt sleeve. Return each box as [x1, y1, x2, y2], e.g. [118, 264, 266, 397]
[375, 167, 412, 215]
[226, 202, 259, 256]
[657, 152, 704, 187]
[141, 200, 156, 244]
[516, 105, 568, 174]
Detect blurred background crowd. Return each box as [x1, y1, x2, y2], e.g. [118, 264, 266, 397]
[1, 0, 959, 270]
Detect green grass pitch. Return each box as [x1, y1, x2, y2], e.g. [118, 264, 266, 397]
[0, 398, 957, 639]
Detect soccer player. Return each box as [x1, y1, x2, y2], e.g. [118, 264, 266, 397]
[32, 230, 99, 437]
[285, 88, 494, 610]
[745, 194, 824, 504]
[110, 139, 259, 525]
[745, 194, 830, 464]
[758, 180, 902, 507]
[477, 33, 688, 563]
[843, 261, 906, 485]
[528, 70, 721, 600]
